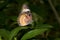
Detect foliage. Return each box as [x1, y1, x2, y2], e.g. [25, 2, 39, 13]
[0, 0, 60, 40]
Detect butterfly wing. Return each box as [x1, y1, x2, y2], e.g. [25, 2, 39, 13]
[17, 4, 33, 26]
[17, 13, 32, 26]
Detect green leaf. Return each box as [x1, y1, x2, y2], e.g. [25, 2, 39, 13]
[55, 38, 60, 40]
[0, 36, 2, 40]
[40, 24, 53, 28]
[21, 28, 48, 40]
[9, 27, 28, 40]
[35, 24, 53, 29]
[0, 29, 10, 40]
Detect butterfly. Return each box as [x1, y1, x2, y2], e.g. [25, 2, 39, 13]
[17, 4, 33, 26]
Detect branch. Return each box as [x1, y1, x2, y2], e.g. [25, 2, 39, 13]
[48, 0, 60, 24]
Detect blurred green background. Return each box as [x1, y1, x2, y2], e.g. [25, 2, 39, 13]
[0, 0, 60, 40]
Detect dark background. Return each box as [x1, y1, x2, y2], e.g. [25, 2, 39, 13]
[0, 0, 60, 40]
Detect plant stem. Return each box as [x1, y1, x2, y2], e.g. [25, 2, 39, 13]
[48, 0, 60, 24]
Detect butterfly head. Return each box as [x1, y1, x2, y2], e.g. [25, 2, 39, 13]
[21, 4, 31, 14]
